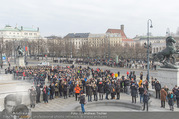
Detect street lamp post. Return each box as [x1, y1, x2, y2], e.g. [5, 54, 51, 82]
[70, 39, 72, 58]
[0, 37, 4, 68]
[107, 34, 110, 61]
[13, 39, 16, 64]
[147, 19, 153, 82]
[166, 28, 170, 36]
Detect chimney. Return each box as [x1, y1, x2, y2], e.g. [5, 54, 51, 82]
[121, 24, 124, 31]
[21, 26, 23, 30]
[37, 27, 39, 31]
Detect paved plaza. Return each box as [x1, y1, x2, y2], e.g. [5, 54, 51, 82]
[0, 62, 179, 112]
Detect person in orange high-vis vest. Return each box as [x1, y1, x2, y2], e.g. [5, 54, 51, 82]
[74, 84, 81, 101]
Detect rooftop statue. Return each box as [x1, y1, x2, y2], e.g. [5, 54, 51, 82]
[152, 36, 179, 69]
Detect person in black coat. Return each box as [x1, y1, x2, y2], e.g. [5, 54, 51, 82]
[139, 85, 144, 103]
[43, 85, 48, 103]
[115, 83, 120, 100]
[140, 72, 143, 80]
[58, 81, 63, 97]
[63, 83, 68, 99]
[69, 81, 75, 97]
[175, 88, 179, 108]
[143, 90, 150, 111]
[151, 78, 155, 89]
[79, 92, 86, 113]
[49, 83, 55, 100]
[111, 81, 116, 99]
[86, 83, 89, 97]
[92, 84, 98, 101]
[105, 82, 110, 100]
[131, 84, 137, 103]
[87, 84, 92, 102]
[36, 84, 41, 103]
[98, 81, 104, 100]
[155, 81, 161, 99]
[82, 79, 86, 93]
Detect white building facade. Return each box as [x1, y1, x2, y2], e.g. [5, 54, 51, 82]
[0, 25, 41, 41]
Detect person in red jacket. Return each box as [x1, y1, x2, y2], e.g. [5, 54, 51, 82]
[23, 71, 26, 80]
[127, 71, 129, 78]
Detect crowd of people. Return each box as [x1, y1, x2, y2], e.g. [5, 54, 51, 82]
[58, 58, 157, 70]
[10, 65, 179, 112]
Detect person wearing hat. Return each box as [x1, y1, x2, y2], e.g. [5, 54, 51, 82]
[98, 80, 104, 100]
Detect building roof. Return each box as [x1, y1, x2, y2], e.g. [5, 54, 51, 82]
[106, 29, 127, 39]
[122, 39, 133, 42]
[0, 25, 20, 31]
[20, 27, 38, 32]
[0, 25, 39, 32]
[133, 36, 165, 40]
[88, 33, 106, 38]
[65, 33, 90, 38]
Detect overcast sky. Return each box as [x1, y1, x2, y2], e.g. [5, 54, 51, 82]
[0, 0, 179, 38]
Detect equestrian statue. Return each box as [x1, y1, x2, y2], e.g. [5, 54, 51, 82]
[16, 46, 24, 57]
[152, 36, 179, 69]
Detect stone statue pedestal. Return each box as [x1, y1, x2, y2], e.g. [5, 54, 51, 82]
[157, 68, 179, 89]
[18, 57, 25, 67]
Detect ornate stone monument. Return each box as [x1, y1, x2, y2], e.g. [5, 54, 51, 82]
[152, 36, 179, 89]
[16, 46, 25, 67]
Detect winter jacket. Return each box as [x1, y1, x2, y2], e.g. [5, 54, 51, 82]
[98, 83, 104, 93]
[168, 93, 175, 106]
[74, 86, 81, 94]
[80, 94, 86, 104]
[155, 83, 161, 91]
[175, 90, 179, 99]
[143, 93, 150, 103]
[131, 85, 137, 97]
[139, 87, 144, 95]
[160, 89, 167, 101]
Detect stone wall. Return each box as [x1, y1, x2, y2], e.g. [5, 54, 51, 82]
[157, 68, 179, 90]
